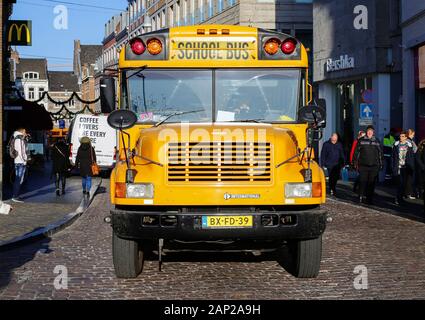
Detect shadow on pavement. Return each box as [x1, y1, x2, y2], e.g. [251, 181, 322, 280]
[95, 186, 107, 195]
[0, 234, 52, 290]
[334, 182, 425, 223]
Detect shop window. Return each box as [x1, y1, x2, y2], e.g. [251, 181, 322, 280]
[39, 87, 45, 99]
[28, 87, 35, 100]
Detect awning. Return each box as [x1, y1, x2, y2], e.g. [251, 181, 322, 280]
[4, 98, 53, 131]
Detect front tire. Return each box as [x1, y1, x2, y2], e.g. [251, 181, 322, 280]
[112, 231, 144, 278]
[278, 236, 323, 278]
[292, 236, 322, 278]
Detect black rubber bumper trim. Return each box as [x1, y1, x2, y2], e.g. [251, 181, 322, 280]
[111, 208, 327, 241]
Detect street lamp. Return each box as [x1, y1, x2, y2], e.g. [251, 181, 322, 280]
[142, 15, 152, 33]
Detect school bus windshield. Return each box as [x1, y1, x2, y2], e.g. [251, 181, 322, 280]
[124, 69, 301, 123]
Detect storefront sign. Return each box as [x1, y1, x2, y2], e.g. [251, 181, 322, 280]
[326, 55, 355, 72]
[359, 103, 374, 126]
[6, 20, 32, 46]
[419, 45, 425, 89]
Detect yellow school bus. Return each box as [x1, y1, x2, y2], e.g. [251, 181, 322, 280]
[105, 25, 328, 279]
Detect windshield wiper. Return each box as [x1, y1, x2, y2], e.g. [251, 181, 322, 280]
[226, 119, 264, 123]
[126, 65, 148, 80]
[153, 110, 205, 127]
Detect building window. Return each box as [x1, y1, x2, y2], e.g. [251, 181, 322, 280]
[183, 0, 187, 25]
[28, 88, 35, 100]
[176, 1, 181, 26]
[208, 0, 213, 18]
[69, 100, 75, 107]
[169, 5, 174, 26]
[23, 72, 39, 80]
[189, 0, 194, 24]
[218, 0, 223, 12]
[39, 87, 45, 99]
[161, 9, 166, 28]
[198, 0, 204, 22]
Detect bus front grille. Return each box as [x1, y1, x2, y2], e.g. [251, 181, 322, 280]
[167, 142, 272, 183]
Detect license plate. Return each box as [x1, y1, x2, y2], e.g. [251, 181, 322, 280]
[202, 216, 253, 229]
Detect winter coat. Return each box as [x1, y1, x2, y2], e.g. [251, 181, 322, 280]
[13, 131, 28, 165]
[75, 143, 97, 177]
[51, 141, 70, 174]
[408, 138, 418, 153]
[416, 147, 425, 179]
[320, 140, 345, 169]
[353, 136, 383, 168]
[391, 140, 415, 176]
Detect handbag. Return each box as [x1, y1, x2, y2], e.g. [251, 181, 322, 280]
[90, 147, 100, 176]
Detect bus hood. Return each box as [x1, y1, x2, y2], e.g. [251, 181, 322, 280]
[134, 123, 300, 166]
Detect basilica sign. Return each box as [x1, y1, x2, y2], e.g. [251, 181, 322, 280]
[326, 55, 355, 72]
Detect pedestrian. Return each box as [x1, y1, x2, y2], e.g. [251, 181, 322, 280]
[321, 133, 345, 196]
[9, 128, 29, 203]
[353, 125, 384, 205]
[75, 137, 96, 196]
[416, 140, 425, 213]
[392, 131, 415, 205]
[405, 129, 418, 199]
[51, 138, 70, 196]
[350, 131, 366, 192]
[383, 128, 396, 181]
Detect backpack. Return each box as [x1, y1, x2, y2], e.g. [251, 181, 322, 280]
[7, 136, 21, 159]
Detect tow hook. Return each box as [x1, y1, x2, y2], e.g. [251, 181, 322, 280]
[104, 215, 112, 224]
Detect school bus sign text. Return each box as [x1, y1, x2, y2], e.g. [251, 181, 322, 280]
[171, 39, 256, 61]
[7, 20, 32, 46]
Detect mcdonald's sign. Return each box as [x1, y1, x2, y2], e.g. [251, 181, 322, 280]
[6, 20, 32, 46]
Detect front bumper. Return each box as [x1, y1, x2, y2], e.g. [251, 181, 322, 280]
[111, 208, 327, 241]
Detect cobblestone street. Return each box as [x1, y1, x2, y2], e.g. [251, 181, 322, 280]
[1, 181, 425, 300]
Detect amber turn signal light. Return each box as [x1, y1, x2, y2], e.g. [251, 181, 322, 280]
[147, 38, 162, 55]
[115, 182, 126, 198]
[264, 38, 281, 55]
[312, 182, 322, 198]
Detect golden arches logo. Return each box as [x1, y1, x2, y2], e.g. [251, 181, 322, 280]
[7, 21, 31, 45]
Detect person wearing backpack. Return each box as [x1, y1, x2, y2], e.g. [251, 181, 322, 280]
[51, 138, 71, 196]
[75, 137, 97, 197]
[9, 128, 29, 203]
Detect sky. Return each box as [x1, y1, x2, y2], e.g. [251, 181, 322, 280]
[11, 0, 129, 71]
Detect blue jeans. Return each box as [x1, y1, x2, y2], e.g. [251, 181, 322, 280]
[82, 176, 92, 192]
[13, 164, 26, 198]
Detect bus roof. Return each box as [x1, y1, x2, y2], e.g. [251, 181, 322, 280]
[119, 25, 309, 69]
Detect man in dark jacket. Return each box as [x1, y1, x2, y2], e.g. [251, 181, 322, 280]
[51, 138, 71, 196]
[353, 125, 383, 204]
[416, 140, 425, 213]
[320, 133, 345, 196]
[392, 132, 415, 205]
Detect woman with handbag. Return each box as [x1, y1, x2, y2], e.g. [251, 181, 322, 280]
[75, 137, 98, 196]
[51, 138, 71, 196]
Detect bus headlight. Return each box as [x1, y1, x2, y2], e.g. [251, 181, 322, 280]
[285, 183, 312, 198]
[126, 183, 154, 199]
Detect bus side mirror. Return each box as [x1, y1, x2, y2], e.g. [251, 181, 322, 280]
[100, 77, 116, 114]
[317, 99, 327, 114]
[298, 105, 327, 129]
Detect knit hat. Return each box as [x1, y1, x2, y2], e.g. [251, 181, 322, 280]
[80, 136, 91, 144]
[366, 125, 375, 131]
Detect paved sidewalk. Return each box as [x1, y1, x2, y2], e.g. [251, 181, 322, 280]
[0, 161, 101, 245]
[332, 179, 424, 222]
